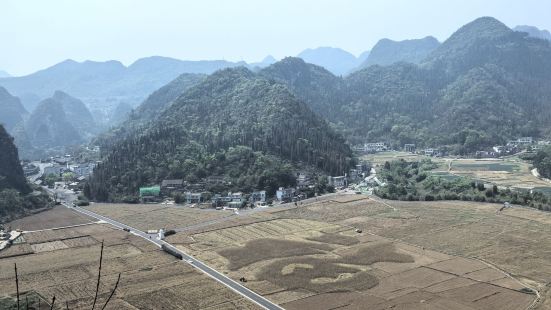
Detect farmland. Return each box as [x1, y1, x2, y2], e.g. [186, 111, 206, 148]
[0, 208, 259, 309]
[83, 203, 234, 231]
[3, 195, 550, 309]
[157, 195, 542, 309]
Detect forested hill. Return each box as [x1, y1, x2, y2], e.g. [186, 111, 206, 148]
[0, 125, 30, 194]
[0, 125, 52, 222]
[86, 67, 355, 202]
[260, 17, 551, 153]
[258, 57, 346, 122]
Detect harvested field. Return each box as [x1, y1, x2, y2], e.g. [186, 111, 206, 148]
[219, 238, 333, 270]
[257, 257, 379, 293]
[305, 232, 359, 246]
[31, 240, 69, 253]
[7, 206, 96, 231]
[0, 210, 260, 310]
[338, 242, 414, 266]
[0, 243, 33, 258]
[167, 194, 541, 309]
[84, 203, 234, 231]
[31, 196, 543, 309]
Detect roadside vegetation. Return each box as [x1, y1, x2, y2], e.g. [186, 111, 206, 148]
[375, 159, 551, 211]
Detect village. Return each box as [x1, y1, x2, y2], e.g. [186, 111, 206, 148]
[137, 162, 372, 209]
[354, 136, 549, 158]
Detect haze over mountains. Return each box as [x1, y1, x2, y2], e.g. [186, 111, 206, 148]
[0, 70, 10, 78]
[1, 17, 550, 163]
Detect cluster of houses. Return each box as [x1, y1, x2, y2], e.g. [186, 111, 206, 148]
[479, 137, 550, 158]
[138, 164, 372, 207]
[37, 155, 98, 188]
[139, 180, 272, 207]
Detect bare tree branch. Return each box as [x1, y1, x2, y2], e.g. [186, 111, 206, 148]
[49, 296, 56, 310]
[91, 241, 104, 310]
[15, 263, 20, 310]
[100, 273, 121, 310]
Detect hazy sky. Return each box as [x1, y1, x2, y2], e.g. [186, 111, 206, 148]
[2, 0, 550, 76]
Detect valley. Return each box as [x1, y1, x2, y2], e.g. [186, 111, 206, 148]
[1, 6, 551, 310]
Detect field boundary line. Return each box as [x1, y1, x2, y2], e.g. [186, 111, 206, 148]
[22, 221, 99, 233]
[471, 257, 541, 309]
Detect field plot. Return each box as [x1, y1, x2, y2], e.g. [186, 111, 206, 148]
[0, 209, 258, 309]
[362, 151, 444, 168]
[448, 158, 551, 190]
[7, 206, 96, 231]
[84, 203, 234, 231]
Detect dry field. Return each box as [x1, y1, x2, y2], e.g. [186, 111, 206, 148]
[84, 203, 234, 231]
[160, 194, 539, 309]
[7, 206, 96, 231]
[13, 194, 546, 309]
[0, 208, 258, 309]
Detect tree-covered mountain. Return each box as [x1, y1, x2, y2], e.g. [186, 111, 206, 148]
[260, 17, 551, 153]
[0, 125, 30, 194]
[0, 87, 27, 132]
[297, 47, 365, 76]
[86, 67, 354, 201]
[358, 36, 440, 68]
[514, 25, 551, 41]
[259, 57, 346, 121]
[0, 125, 52, 222]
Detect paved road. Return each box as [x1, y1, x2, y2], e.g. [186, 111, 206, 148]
[65, 203, 283, 310]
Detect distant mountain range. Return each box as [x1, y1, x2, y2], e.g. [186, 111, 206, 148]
[0, 57, 250, 127]
[514, 25, 551, 41]
[0, 70, 10, 78]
